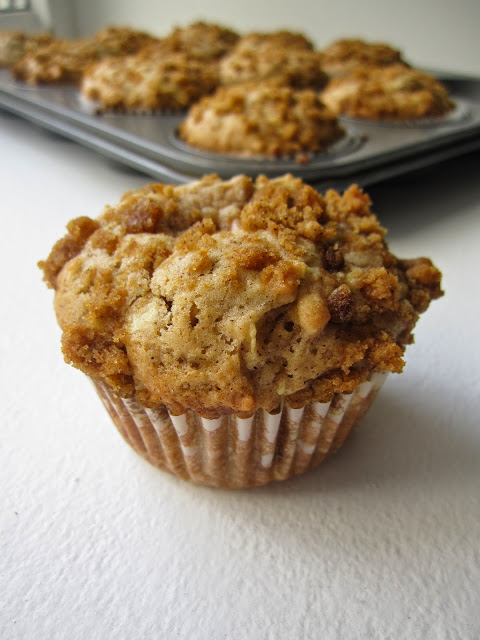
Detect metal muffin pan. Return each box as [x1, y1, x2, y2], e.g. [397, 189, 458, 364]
[1, 68, 480, 189]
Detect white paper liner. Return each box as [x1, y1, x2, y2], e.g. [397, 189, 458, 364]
[93, 372, 388, 488]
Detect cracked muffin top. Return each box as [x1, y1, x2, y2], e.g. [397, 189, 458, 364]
[40, 174, 442, 418]
[321, 64, 455, 120]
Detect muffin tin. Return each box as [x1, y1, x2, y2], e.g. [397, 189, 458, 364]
[1, 67, 480, 189]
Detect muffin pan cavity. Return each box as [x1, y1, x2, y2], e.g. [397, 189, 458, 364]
[1, 68, 480, 189]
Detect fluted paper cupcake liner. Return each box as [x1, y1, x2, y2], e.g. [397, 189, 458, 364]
[93, 372, 387, 488]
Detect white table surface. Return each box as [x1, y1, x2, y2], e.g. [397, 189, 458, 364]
[1, 111, 479, 640]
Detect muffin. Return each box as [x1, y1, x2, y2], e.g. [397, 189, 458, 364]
[91, 26, 158, 56]
[39, 174, 443, 488]
[179, 83, 345, 157]
[321, 64, 455, 121]
[220, 44, 328, 89]
[0, 30, 53, 68]
[81, 51, 219, 112]
[12, 27, 157, 85]
[320, 38, 406, 76]
[164, 21, 240, 60]
[12, 38, 102, 84]
[233, 30, 314, 53]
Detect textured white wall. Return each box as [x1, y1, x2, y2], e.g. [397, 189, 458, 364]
[69, 0, 480, 75]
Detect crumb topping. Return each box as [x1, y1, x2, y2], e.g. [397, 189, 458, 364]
[40, 175, 443, 417]
[179, 83, 345, 157]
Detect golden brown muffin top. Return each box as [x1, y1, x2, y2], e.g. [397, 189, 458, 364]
[320, 38, 406, 75]
[321, 64, 455, 120]
[40, 175, 442, 418]
[179, 83, 345, 157]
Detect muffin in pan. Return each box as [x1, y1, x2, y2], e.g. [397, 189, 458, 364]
[319, 38, 407, 76]
[164, 20, 240, 60]
[321, 64, 455, 121]
[81, 51, 219, 112]
[12, 27, 158, 85]
[0, 30, 53, 68]
[178, 82, 345, 158]
[39, 174, 443, 488]
[90, 26, 159, 56]
[220, 44, 328, 89]
[12, 38, 102, 85]
[232, 30, 314, 53]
